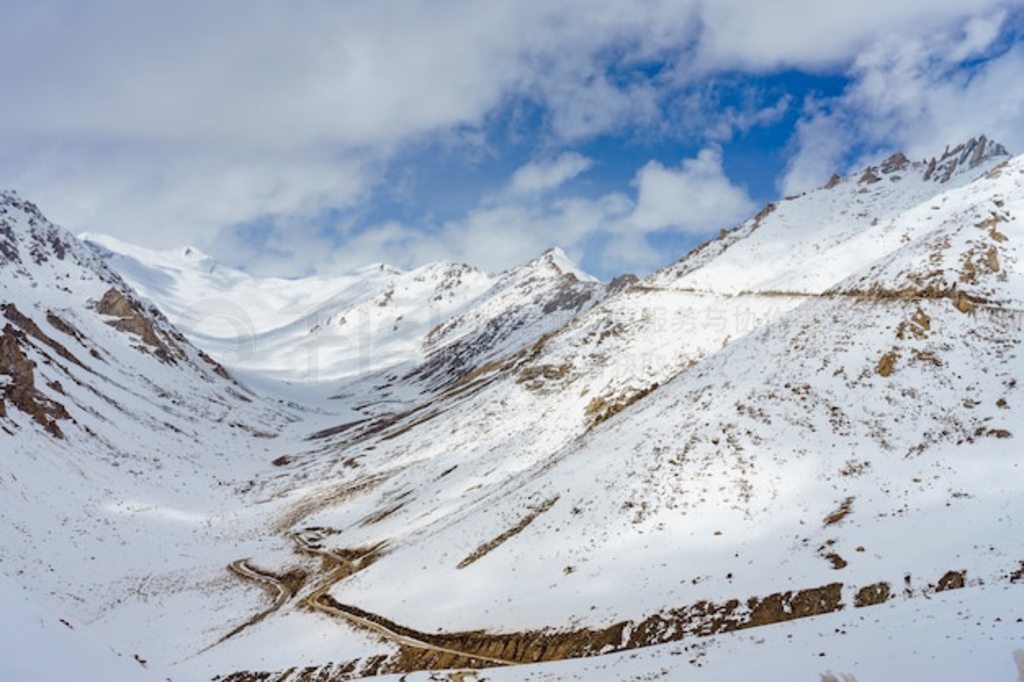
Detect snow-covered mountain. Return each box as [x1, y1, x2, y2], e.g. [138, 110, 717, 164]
[2, 136, 1023, 681]
[83, 234, 603, 392]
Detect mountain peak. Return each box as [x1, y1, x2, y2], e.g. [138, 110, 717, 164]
[922, 134, 1009, 183]
[520, 246, 596, 282]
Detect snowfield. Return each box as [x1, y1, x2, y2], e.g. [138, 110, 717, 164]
[2, 136, 1022, 681]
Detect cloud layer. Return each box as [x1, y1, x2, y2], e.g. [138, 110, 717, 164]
[1, 1, 1021, 278]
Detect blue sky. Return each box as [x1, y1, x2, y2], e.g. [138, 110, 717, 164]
[1, 1, 1023, 280]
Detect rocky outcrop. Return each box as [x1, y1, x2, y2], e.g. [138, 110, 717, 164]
[94, 288, 184, 364]
[823, 173, 843, 190]
[925, 135, 1009, 184]
[0, 324, 69, 438]
[607, 273, 639, 293]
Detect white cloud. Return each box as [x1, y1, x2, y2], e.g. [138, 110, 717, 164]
[691, 0, 1015, 73]
[628, 149, 756, 233]
[705, 95, 792, 142]
[0, 1, 1019, 274]
[948, 9, 1009, 62]
[269, 149, 753, 278]
[779, 107, 854, 197]
[780, 8, 1024, 194]
[507, 153, 594, 196]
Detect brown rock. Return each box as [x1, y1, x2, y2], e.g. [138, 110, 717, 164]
[876, 352, 897, 377]
[854, 581, 892, 607]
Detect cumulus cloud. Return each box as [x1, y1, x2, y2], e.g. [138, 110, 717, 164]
[628, 149, 756, 233]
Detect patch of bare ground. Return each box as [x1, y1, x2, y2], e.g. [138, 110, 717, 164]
[359, 502, 405, 526]
[516, 363, 572, 391]
[839, 459, 871, 477]
[824, 497, 855, 527]
[854, 581, 892, 607]
[584, 383, 659, 430]
[876, 351, 898, 377]
[270, 473, 394, 533]
[457, 496, 559, 569]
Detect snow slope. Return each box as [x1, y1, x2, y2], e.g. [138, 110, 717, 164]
[2, 136, 1022, 682]
[0, 574, 165, 681]
[215, 138, 1023, 679]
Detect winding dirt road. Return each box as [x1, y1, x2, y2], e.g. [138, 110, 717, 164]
[216, 529, 515, 669]
[291, 530, 516, 668]
[200, 560, 296, 651]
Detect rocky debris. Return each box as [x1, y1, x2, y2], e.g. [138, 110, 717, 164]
[823, 553, 848, 570]
[954, 291, 975, 314]
[0, 221, 20, 264]
[516, 363, 572, 390]
[830, 282, 989, 311]
[824, 497, 855, 526]
[45, 311, 88, 346]
[199, 350, 232, 380]
[823, 173, 843, 190]
[897, 307, 932, 340]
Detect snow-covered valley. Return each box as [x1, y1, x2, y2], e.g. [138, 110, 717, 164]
[2, 136, 1022, 681]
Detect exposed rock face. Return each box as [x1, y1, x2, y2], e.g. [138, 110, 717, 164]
[925, 135, 1009, 184]
[4, 303, 86, 370]
[541, 277, 595, 314]
[607, 273, 639, 293]
[859, 167, 882, 185]
[0, 323, 69, 438]
[94, 288, 184, 364]
[881, 152, 911, 174]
